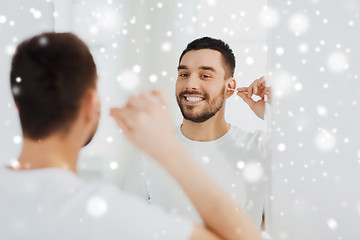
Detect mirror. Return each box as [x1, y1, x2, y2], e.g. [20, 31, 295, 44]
[1, 0, 358, 239]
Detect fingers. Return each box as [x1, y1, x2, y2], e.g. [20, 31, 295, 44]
[247, 84, 253, 98]
[258, 86, 270, 98]
[238, 76, 267, 98]
[126, 95, 146, 111]
[237, 91, 255, 109]
[125, 90, 168, 113]
[258, 76, 265, 84]
[110, 90, 169, 132]
[237, 87, 248, 93]
[150, 90, 169, 109]
[252, 77, 265, 96]
[111, 94, 146, 134]
[110, 107, 133, 135]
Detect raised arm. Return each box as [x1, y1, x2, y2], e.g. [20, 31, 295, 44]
[110, 90, 262, 240]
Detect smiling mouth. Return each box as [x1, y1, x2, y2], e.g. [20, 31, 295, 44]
[183, 96, 205, 105]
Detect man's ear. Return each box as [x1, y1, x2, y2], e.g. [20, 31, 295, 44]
[225, 77, 236, 99]
[83, 88, 100, 123]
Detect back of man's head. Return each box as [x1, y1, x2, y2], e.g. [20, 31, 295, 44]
[179, 37, 236, 78]
[10, 32, 97, 140]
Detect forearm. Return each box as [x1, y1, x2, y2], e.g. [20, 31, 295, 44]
[156, 142, 262, 240]
[110, 90, 262, 239]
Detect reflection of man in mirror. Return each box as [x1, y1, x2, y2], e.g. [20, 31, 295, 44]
[1, 33, 263, 240]
[125, 37, 271, 233]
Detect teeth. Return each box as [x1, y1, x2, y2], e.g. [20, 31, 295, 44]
[186, 97, 203, 102]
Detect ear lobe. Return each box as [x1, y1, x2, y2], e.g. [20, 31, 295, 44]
[84, 89, 100, 123]
[225, 78, 236, 99]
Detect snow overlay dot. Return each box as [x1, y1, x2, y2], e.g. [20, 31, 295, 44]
[236, 161, 245, 169]
[246, 56, 254, 65]
[149, 74, 158, 83]
[294, 82, 303, 91]
[317, 105, 328, 117]
[298, 43, 309, 53]
[12, 86, 21, 96]
[259, 6, 279, 28]
[0, 15, 6, 24]
[13, 135, 22, 144]
[6, 45, 16, 55]
[161, 42, 172, 52]
[327, 218, 338, 231]
[315, 130, 336, 152]
[86, 196, 108, 217]
[38, 36, 48, 46]
[276, 47, 285, 55]
[132, 65, 141, 73]
[327, 52, 348, 73]
[278, 143, 286, 152]
[117, 70, 140, 90]
[110, 161, 118, 170]
[243, 162, 263, 183]
[201, 156, 210, 164]
[288, 13, 309, 35]
[206, 0, 217, 6]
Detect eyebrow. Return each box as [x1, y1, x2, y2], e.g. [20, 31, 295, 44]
[199, 66, 216, 73]
[177, 65, 188, 70]
[177, 65, 217, 73]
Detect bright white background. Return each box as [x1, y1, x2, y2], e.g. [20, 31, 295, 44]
[0, 0, 359, 239]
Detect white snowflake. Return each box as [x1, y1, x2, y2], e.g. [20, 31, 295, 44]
[288, 13, 310, 35]
[315, 130, 336, 152]
[109, 161, 118, 170]
[243, 162, 263, 183]
[327, 218, 338, 231]
[86, 196, 108, 217]
[0, 15, 7, 24]
[117, 70, 140, 90]
[259, 6, 279, 28]
[327, 52, 348, 73]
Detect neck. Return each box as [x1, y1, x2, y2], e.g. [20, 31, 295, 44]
[15, 135, 79, 173]
[181, 108, 230, 142]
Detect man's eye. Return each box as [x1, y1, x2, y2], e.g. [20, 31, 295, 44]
[179, 74, 189, 77]
[201, 75, 210, 78]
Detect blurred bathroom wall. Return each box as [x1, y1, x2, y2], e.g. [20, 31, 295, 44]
[0, 0, 54, 170]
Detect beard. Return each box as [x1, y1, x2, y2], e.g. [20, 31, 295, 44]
[176, 86, 225, 123]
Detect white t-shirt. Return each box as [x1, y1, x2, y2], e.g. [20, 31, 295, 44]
[0, 166, 193, 240]
[124, 125, 271, 227]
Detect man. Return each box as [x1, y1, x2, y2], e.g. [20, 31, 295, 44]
[0, 32, 261, 240]
[124, 37, 271, 230]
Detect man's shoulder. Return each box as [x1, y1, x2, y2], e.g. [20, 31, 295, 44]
[228, 125, 270, 152]
[229, 125, 264, 138]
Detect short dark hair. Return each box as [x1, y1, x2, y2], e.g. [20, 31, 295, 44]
[179, 37, 236, 78]
[10, 32, 97, 139]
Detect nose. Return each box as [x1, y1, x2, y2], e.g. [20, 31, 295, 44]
[184, 74, 200, 90]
